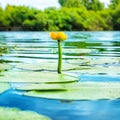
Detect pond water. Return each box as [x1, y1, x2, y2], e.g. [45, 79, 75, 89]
[0, 31, 120, 120]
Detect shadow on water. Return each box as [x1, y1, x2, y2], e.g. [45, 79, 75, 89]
[0, 31, 120, 120]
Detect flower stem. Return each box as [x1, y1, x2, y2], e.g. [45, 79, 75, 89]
[57, 40, 62, 74]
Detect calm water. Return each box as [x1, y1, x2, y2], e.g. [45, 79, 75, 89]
[0, 31, 120, 120]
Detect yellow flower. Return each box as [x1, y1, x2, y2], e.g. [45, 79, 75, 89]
[50, 32, 57, 40]
[56, 32, 67, 41]
[50, 32, 67, 41]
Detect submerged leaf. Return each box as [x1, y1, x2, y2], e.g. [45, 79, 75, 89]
[0, 72, 79, 83]
[0, 107, 51, 120]
[0, 83, 10, 94]
[24, 82, 120, 100]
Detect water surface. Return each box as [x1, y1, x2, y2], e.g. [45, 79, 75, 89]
[0, 31, 120, 120]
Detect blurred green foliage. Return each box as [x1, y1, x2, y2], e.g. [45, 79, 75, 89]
[0, 0, 120, 31]
[58, 0, 104, 11]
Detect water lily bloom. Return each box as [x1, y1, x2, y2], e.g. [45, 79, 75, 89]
[50, 32, 67, 74]
[50, 32, 57, 40]
[50, 32, 67, 41]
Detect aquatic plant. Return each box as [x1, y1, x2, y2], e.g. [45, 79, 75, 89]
[50, 32, 67, 74]
[0, 47, 9, 56]
[0, 107, 51, 120]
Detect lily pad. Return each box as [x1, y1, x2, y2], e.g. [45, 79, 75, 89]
[24, 82, 120, 100]
[67, 57, 120, 65]
[15, 47, 52, 52]
[52, 48, 97, 54]
[0, 72, 78, 83]
[0, 83, 10, 94]
[70, 66, 120, 75]
[15, 62, 79, 71]
[16, 82, 78, 91]
[0, 63, 13, 71]
[4, 53, 55, 58]
[0, 107, 51, 120]
[4, 53, 78, 59]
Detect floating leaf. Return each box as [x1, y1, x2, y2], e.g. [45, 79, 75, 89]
[0, 63, 13, 71]
[67, 57, 120, 65]
[16, 62, 79, 71]
[70, 66, 120, 75]
[15, 47, 52, 51]
[51, 48, 97, 54]
[17, 82, 120, 91]
[24, 82, 120, 100]
[0, 83, 10, 94]
[0, 72, 79, 83]
[0, 46, 9, 54]
[16, 82, 78, 91]
[4, 53, 78, 59]
[4, 53, 55, 58]
[0, 107, 51, 120]
[0, 59, 15, 63]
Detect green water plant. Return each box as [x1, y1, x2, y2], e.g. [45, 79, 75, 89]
[0, 107, 51, 120]
[0, 71, 78, 83]
[20, 82, 120, 100]
[15, 61, 79, 71]
[50, 32, 67, 74]
[0, 47, 9, 56]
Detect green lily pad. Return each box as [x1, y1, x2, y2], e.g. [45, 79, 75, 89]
[0, 107, 51, 120]
[70, 66, 120, 75]
[0, 46, 9, 54]
[15, 62, 79, 71]
[0, 63, 13, 71]
[16, 82, 78, 91]
[0, 83, 10, 94]
[4, 53, 79, 59]
[51, 48, 97, 54]
[24, 82, 120, 100]
[15, 48, 96, 54]
[67, 57, 120, 65]
[15, 47, 52, 52]
[0, 72, 78, 83]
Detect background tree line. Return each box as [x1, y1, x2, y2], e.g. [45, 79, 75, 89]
[0, 0, 120, 31]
